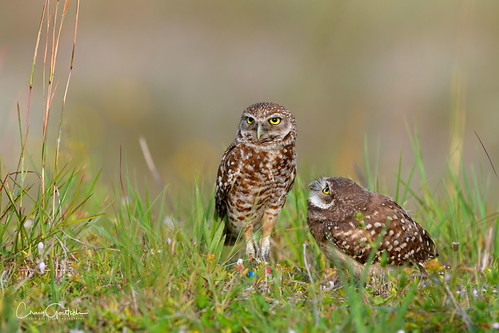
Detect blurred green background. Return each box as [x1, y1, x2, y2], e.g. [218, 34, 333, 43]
[1, 1, 498, 198]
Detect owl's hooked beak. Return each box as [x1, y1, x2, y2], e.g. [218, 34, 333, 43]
[256, 123, 264, 140]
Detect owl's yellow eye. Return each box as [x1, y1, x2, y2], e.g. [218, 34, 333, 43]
[269, 117, 281, 125]
[322, 185, 330, 195]
[246, 117, 255, 124]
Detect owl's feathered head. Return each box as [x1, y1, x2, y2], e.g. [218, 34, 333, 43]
[308, 177, 368, 210]
[308, 177, 336, 210]
[236, 102, 296, 148]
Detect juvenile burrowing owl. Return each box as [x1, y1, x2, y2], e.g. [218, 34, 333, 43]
[307, 177, 438, 277]
[215, 102, 297, 262]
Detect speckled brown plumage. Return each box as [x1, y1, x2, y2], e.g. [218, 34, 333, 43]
[215, 102, 297, 262]
[307, 177, 438, 277]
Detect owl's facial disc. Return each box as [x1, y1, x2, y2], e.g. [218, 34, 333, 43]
[308, 178, 335, 209]
[240, 112, 290, 144]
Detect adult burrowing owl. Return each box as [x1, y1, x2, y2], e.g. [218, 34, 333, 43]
[215, 102, 297, 262]
[307, 177, 438, 277]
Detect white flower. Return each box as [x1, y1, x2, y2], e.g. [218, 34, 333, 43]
[39, 262, 46, 274]
[322, 280, 337, 291]
[237, 258, 243, 266]
[38, 242, 44, 255]
[492, 322, 499, 329]
[120, 196, 130, 205]
[397, 330, 405, 333]
[163, 216, 175, 227]
[167, 238, 172, 245]
[24, 219, 34, 229]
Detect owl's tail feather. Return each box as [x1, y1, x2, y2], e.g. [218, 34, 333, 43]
[426, 234, 439, 259]
[214, 210, 238, 245]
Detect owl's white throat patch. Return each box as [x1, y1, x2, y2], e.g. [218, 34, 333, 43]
[308, 193, 335, 210]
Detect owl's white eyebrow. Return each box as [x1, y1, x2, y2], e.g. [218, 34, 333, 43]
[266, 114, 283, 119]
[310, 179, 327, 191]
[241, 113, 283, 119]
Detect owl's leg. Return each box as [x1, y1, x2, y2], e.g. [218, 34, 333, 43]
[244, 224, 257, 262]
[259, 212, 278, 263]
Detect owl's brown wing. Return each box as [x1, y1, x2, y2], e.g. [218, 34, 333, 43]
[367, 195, 438, 265]
[286, 162, 297, 193]
[214, 142, 244, 245]
[214, 142, 240, 220]
[325, 194, 438, 266]
[323, 215, 374, 265]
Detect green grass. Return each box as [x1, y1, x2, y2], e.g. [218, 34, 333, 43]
[2, 143, 498, 332]
[1, 1, 499, 332]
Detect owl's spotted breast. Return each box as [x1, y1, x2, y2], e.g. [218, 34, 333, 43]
[221, 142, 296, 235]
